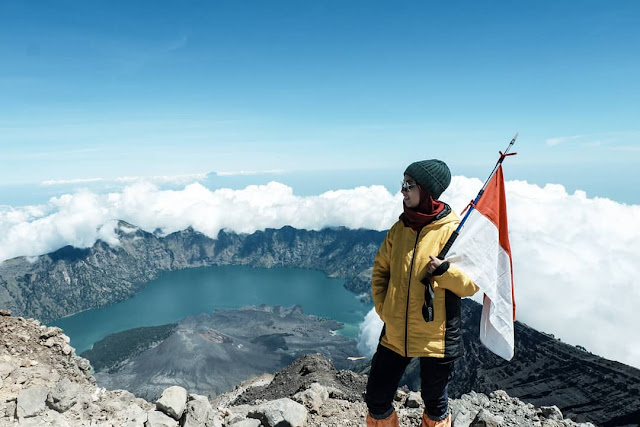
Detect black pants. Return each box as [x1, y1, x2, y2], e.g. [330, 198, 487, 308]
[366, 344, 455, 421]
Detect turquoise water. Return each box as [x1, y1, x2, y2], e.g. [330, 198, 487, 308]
[51, 265, 371, 354]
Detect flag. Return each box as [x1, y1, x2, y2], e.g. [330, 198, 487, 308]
[447, 165, 515, 360]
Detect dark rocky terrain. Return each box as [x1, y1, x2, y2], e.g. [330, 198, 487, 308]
[0, 221, 381, 323]
[0, 309, 597, 426]
[83, 305, 361, 401]
[381, 300, 640, 426]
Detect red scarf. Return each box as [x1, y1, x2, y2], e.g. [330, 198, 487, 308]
[400, 187, 447, 231]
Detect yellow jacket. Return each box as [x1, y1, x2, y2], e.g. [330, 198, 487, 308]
[372, 210, 479, 358]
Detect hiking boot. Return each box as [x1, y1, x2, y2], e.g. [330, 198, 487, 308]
[421, 412, 451, 427]
[366, 410, 399, 427]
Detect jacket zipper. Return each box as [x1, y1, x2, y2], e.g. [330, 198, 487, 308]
[405, 227, 423, 357]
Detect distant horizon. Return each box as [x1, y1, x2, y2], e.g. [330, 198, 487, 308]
[2, 161, 638, 207]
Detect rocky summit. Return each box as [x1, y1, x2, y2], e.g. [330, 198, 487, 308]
[0, 309, 599, 427]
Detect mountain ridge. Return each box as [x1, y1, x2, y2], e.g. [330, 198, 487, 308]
[0, 222, 381, 324]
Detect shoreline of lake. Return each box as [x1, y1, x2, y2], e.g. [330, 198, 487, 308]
[51, 265, 372, 354]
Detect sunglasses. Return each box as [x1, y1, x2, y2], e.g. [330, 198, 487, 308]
[401, 181, 417, 192]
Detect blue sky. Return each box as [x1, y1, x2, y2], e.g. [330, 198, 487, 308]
[1, 0, 639, 203]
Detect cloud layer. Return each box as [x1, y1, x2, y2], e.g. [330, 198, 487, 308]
[1, 178, 639, 369]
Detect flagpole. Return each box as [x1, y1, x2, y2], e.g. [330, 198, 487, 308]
[438, 133, 518, 258]
[421, 133, 518, 322]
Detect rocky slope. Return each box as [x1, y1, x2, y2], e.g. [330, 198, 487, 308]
[0, 309, 597, 427]
[85, 305, 362, 401]
[0, 222, 382, 324]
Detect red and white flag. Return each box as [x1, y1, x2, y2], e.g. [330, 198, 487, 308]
[447, 165, 515, 360]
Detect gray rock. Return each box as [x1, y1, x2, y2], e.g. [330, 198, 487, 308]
[146, 409, 179, 427]
[17, 385, 49, 418]
[61, 344, 73, 355]
[46, 378, 81, 412]
[0, 361, 14, 378]
[39, 326, 62, 339]
[75, 357, 92, 372]
[450, 400, 480, 427]
[249, 398, 308, 427]
[0, 309, 11, 316]
[406, 391, 423, 408]
[226, 404, 254, 425]
[472, 408, 504, 427]
[394, 389, 407, 402]
[183, 393, 218, 427]
[229, 419, 262, 427]
[293, 382, 329, 413]
[119, 403, 149, 427]
[489, 390, 510, 402]
[156, 385, 187, 420]
[540, 405, 564, 420]
[2, 400, 17, 419]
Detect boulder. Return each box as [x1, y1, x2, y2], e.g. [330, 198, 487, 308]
[394, 389, 407, 402]
[2, 401, 17, 419]
[226, 404, 254, 425]
[229, 419, 261, 427]
[39, 326, 62, 339]
[146, 409, 178, 427]
[405, 391, 423, 408]
[156, 386, 187, 420]
[540, 405, 564, 420]
[450, 399, 480, 427]
[248, 398, 308, 427]
[119, 403, 149, 427]
[293, 382, 329, 413]
[17, 385, 49, 418]
[46, 378, 82, 412]
[472, 408, 504, 427]
[183, 393, 222, 427]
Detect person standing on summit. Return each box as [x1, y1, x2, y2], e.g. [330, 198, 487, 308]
[365, 159, 479, 427]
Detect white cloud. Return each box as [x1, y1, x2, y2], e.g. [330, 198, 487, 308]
[545, 135, 583, 146]
[1, 177, 640, 369]
[42, 178, 105, 186]
[41, 173, 206, 187]
[357, 308, 384, 357]
[114, 173, 207, 184]
[215, 169, 285, 176]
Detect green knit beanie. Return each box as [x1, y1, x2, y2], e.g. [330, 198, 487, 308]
[404, 159, 451, 199]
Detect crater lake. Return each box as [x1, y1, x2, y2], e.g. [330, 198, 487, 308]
[51, 265, 372, 353]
